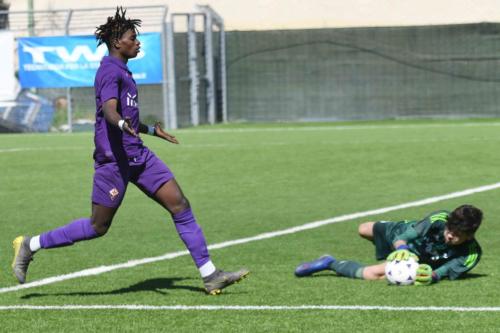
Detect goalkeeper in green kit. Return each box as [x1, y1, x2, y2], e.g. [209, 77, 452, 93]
[294, 205, 483, 285]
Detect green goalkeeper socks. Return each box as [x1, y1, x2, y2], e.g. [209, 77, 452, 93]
[331, 260, 365, 279]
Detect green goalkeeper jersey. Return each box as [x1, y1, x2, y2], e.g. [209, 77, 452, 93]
[388, 210, 482, 280]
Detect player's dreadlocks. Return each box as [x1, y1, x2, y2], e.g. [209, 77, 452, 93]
[95, 7, 141, 47]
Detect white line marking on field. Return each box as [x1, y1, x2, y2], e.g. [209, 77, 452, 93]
[0, 305, 499, 312]
[1, 182, 500, 294]
[2, 121, 500, 140]
[0, 137, 493, 154]
[179, 136, 500, 149]
[0, 147, 88, 153]
[2, 135, 498, 154]
[179, 122, 500, 134]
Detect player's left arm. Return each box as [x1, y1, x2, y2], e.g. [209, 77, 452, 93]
[416, 243, 482, 285]
[435, 247, 481, 281]
[138, 121, 179, 144]
[414, 264, 439, 286]
[415, 261, 454, 286]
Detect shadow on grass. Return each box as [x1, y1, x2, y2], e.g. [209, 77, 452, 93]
[20, 277, 205, 299]
[301, 273, 337, 278]
[297, 272, 488, 281]
[459, 273, 487, 280]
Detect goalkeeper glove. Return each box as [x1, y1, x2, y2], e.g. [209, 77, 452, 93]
[386, 244, 419, 262]
[414, 264, 435, 286]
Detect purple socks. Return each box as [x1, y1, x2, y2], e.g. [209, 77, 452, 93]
[172, 208, 210, 268]
[38, 209, 211, 270]
[40, 218, 99, 249]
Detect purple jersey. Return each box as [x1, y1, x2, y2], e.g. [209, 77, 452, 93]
[93, 55, 144, 163]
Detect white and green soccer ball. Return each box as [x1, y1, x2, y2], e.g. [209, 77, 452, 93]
[385, 258, 419, 286]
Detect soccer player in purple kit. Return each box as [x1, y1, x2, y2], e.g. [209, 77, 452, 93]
[12, 7, 249, 295]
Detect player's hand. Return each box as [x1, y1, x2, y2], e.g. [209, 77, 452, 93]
[153, 122, 179, 144]
[121, 117, 138, 137]
[414, 264, 433, 286]
[386, 249, 419, 262]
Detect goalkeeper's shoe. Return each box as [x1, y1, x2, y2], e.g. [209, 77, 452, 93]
[12, 236, 34, 284]
[294, 255, 335, 277]
[203, 268, 250, 295]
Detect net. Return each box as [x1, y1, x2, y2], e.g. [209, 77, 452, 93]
[226, 23, 500, 122]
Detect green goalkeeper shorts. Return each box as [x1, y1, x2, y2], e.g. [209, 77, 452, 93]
[372, 220, 408, 260]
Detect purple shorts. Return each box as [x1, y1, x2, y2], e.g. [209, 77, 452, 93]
[92, 148, 174, 208]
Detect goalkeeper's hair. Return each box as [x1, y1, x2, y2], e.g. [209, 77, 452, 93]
[447, 204, 482, 235]
[95, 7, 141, 48]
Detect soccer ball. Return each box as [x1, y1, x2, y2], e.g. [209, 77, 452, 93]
[385, 258, 419, 286]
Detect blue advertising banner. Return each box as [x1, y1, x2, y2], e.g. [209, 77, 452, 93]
[18, 33, 163, 88]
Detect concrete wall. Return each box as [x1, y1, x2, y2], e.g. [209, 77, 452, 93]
[6, 0, 500, 31]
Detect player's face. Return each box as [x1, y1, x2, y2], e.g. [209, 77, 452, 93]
[443, 227, 472, 245]
[116, 29, 141, 59]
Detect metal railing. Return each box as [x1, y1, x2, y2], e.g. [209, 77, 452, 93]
[0, 5, 227, 131]
[0, 6, 168, 37]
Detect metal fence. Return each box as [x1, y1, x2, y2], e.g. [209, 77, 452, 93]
[170, 6, 226, 128]
[225, 23, 500, 122]
[0, 5, 227, 131]
[4, 6, 499, 131]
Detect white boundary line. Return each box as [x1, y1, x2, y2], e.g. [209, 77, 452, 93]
[1, 182, 500, 295]
[3, 122, 500, 153]
[179, 122, 500, 133]
[0, 304, 499, 312]
[0, 147, 88, 153]
[3, 121, 500, 139]
[3, 136, 498, 154]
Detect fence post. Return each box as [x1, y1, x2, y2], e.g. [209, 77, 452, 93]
[64, 9, 73, 133]
[187, 13, 199, 126]
[165, 20, 178, 129]
[160, 8, 171, 129]
[219, 21, 227, 123]
[196, 5, 227, 123]
[27, 0, 34, 36]
[203, 12, 216, 125]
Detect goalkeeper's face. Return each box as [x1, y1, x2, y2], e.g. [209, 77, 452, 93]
[444, 227, 473, 245]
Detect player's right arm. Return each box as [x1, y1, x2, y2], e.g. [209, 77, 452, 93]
[97, 69, 136, 137]
[388, 211, 449, 262]
[387, 224, 420, 261]
[387, 241, 419, 261]
[102, 99, 137, 137]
